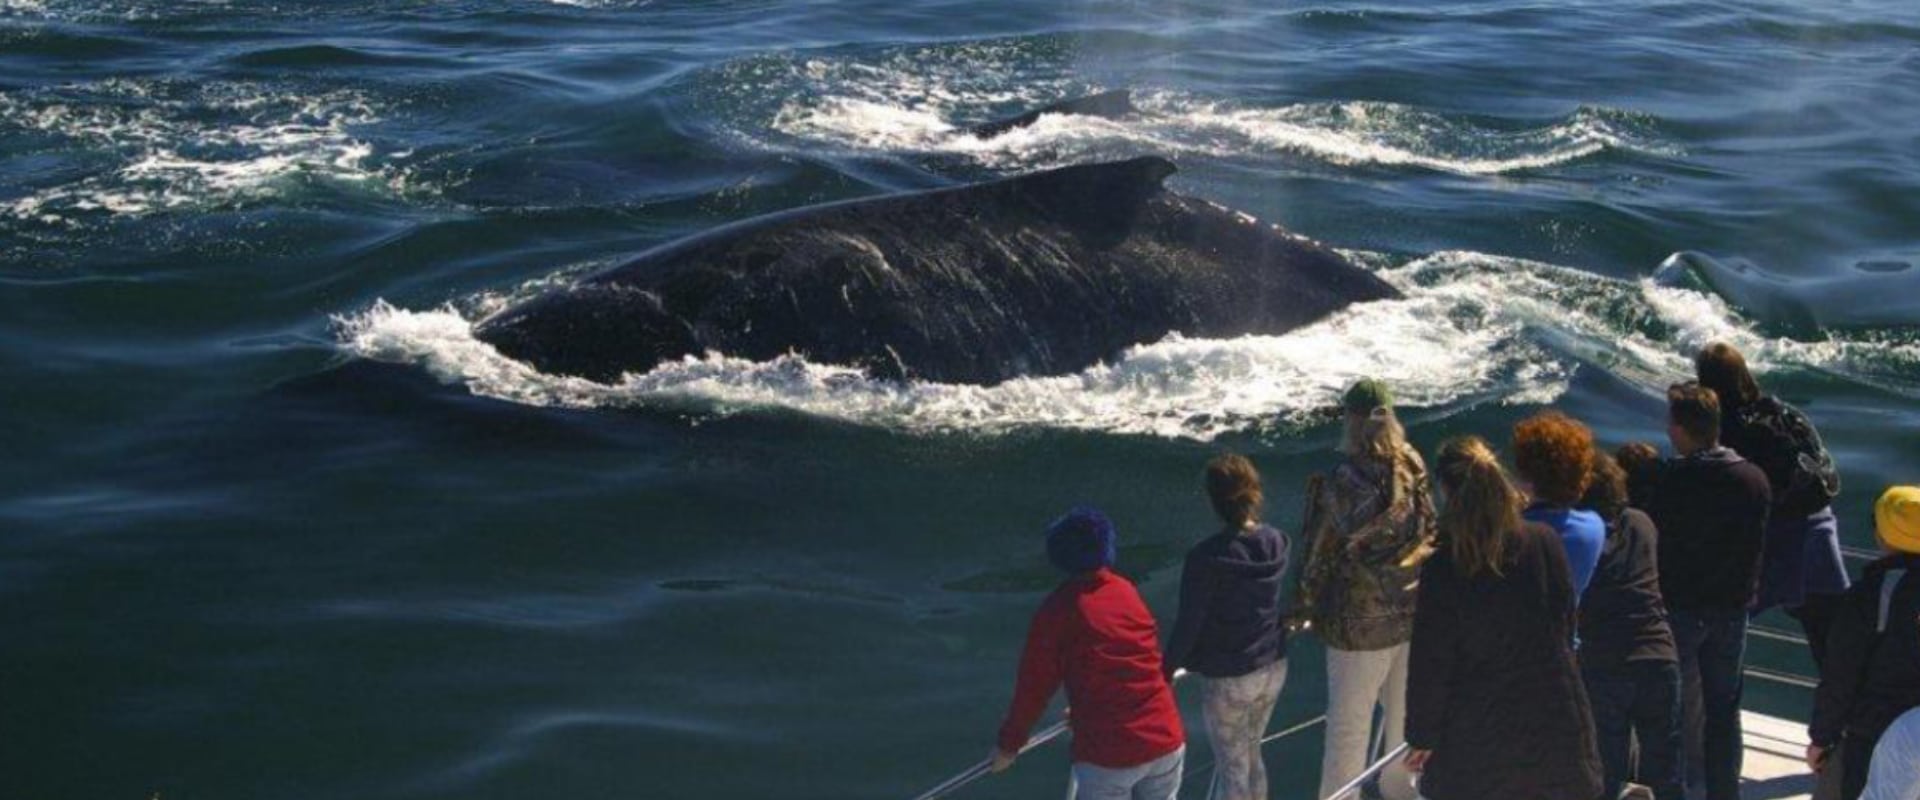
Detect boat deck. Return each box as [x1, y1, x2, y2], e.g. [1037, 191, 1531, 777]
[1740, 710, 1818, 800]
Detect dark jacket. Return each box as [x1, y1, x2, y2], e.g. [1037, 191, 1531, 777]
[1720, 394, 1837, 520]
[1809, 554, 1920, 747]
[1407, 523, 1605, 800]
[1646, 446, 1771, 613]
[1163, 524, 1290, 679]
[1577, 508, 1677, 670]
[1723, 394, 1851, 610]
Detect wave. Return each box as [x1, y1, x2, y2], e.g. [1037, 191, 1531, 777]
[0, 79, 423, 225]
[334, 251, 1920, 441]
[717, 46, 1678, 175]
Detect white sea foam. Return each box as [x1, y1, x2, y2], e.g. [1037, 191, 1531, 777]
[0, 80, 410, 223]
[334, 250, 1914, 440]
[744, 48, 1677, 175]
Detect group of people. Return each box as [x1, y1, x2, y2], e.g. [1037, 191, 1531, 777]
[990, 342, 1920, 800]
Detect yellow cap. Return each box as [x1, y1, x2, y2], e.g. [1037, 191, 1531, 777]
[1875, 486, 1920, 555]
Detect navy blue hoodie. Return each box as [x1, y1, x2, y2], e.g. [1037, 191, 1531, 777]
[1163, 524, 1290, 679]
[1647, 446, 1771, 613]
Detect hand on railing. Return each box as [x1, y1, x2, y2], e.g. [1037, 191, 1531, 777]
[989, 748, 1016, 774]
[1805, 743, 1830, 773]
[1403, 748, 1432, 773]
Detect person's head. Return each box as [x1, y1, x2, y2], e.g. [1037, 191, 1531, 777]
[1434, 436, 1525, 578]
[1340, 378, 1406, 463]
[1695, 342, 1761, 411]
[1512, 411, 1596, 507]
[1581, 451, 1630, 520]
[1875, 486, 1920, 556]
[1045, 506, 1117, 574]
[1205, 453, 1263, 531]
[1615, 441, 1663, 508]
[1666, 381, 1721, 455]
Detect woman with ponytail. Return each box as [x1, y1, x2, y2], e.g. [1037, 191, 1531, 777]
[1163, 454, 1291, 800]
[1297, 379, 1436, 800]
[1403, 436, 1603, 800]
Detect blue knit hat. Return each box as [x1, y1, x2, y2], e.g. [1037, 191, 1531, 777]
[1045, 506, 1117, 574]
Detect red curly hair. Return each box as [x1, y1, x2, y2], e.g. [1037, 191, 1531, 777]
[1512, 411, 1597, 507]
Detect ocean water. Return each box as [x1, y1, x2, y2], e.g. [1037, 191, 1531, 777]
[3, 1, 1918, 798]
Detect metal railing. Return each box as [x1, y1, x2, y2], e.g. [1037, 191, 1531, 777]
[912, 540, 1878, 799]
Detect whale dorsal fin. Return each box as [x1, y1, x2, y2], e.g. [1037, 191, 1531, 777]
[998, 156, 1177, 244]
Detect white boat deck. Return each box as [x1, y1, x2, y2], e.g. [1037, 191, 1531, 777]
[1739, 710, 1818, 800]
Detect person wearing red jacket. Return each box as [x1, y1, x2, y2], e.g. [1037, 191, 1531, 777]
[992, 506, 1186, 798]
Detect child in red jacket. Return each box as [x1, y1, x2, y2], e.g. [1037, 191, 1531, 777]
[993, 507, 1186, 798]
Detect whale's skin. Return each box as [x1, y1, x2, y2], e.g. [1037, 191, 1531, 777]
[474, 156, 1401, 385]
[1660, 250, 1920, 330]
[969, 89, 1135, 138]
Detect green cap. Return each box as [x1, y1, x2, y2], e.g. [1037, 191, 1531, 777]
[1342, 378, 1393, 413]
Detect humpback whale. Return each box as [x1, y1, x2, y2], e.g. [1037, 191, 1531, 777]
[1659, 251, 1920, 330]
[474, 156, 1400, 385]
[968, 89, 1135, 138]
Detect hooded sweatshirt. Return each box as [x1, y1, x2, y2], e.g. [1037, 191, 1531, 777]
[1163, 524, 1290, 679]
[1647, 445, 1772, 613]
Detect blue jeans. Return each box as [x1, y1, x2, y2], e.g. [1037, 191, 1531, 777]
[1584, 660, 1684, 800]
[1671, 611, 1746, 800]
[1069, 745, 1184, 800]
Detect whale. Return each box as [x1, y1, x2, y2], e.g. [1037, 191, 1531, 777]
[1658, 251, 1920, 330]
[473, 156, 1401, 386]
[968, 89, 1135, 138]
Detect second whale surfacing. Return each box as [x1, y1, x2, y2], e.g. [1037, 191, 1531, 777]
[474, 156, 1401, 386]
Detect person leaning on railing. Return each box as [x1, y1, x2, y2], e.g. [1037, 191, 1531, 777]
[991, 507, 1186, 799]
[1161, 454, 1291, 800]
[1295, 378, 1436, 800]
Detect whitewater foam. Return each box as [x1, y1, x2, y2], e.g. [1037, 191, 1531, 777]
[334, 249, 1915, 441]
[0, 79, 412, 224]
[735, 46, 1677, 175]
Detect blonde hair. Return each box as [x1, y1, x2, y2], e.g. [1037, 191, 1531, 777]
[1205, 453, 1264, 530]
[1341, 407, 1408, 464]
[1435, 436, 1525, 579]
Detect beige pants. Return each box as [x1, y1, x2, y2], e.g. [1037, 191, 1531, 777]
[1321, 644, 1416, 800]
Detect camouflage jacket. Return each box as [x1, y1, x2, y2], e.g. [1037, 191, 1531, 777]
[1295, 445, 1438, 651]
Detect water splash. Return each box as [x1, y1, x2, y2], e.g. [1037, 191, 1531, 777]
[334, 250, 1917, 441]
[722, 47, 1677, 175]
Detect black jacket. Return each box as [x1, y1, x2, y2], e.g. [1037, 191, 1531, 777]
[1578, 508, 1678, 669]
[1407, 523, 1604, 800]
[1809, 554, 1920, 747]
[1647, 446, 1772, 613]
[1163, 524, 1289, 679]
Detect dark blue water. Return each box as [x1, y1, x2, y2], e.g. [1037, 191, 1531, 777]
[4, 1, 1918, 798]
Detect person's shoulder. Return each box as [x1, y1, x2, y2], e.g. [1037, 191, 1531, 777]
[1728, 458, 1771, 490]
[1251, 523, 1287, 546]
[1396, 443, 1429, 473]
[1569, 507, 1606, 533]
[1517, 520, 1559, 542]
[1515, 521, 1565, 559]
[1254, 523, 1291, 560]
[1620, 507, 1655, 534]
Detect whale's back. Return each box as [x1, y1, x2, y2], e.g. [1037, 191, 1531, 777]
[476, 158, 1399, 384]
